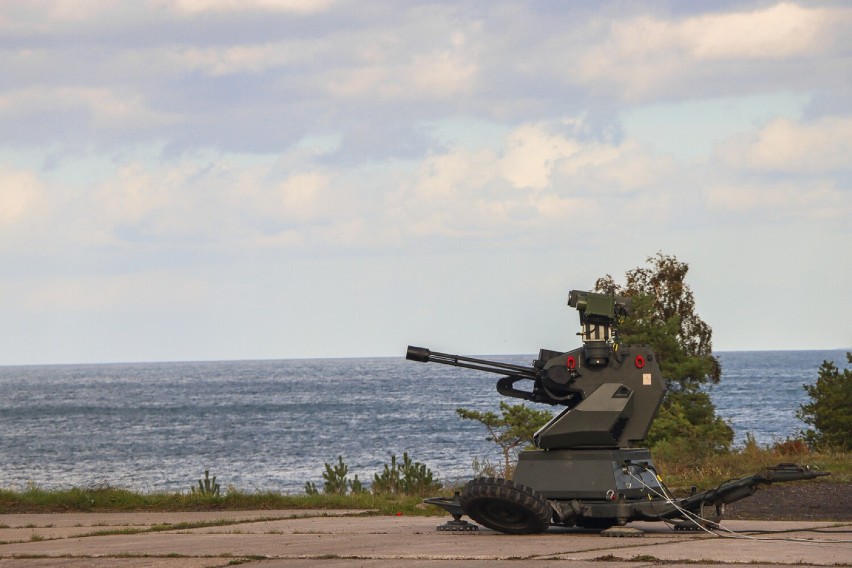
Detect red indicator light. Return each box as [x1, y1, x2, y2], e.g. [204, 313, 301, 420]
[566, 356, 576, 370]
[635, 355, 645, 369]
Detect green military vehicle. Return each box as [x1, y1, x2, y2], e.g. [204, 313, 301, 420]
[407, 290, 827, 534]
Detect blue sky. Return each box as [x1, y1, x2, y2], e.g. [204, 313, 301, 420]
[1, 0, 850, 365]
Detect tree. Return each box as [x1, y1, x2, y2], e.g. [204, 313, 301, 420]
[797, 353, 851, 451]
[456, 402, 553, 476]
[595, 252, 733, 456]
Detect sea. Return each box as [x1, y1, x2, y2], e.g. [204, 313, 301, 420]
[0, 350, 846, 494]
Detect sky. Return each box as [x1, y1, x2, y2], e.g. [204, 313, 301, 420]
[0, 0, 850, 365]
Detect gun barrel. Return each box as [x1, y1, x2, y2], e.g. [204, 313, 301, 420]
[406, 345, 539, 379]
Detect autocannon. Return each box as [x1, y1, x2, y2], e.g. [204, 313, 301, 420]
[407, 290, 828, 534]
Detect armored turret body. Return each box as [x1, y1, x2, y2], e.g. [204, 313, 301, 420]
[407, 290, 827, 534]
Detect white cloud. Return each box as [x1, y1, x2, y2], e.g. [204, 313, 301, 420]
[85, 154, 355, 250]
[171, 0, 333, 15]
[0, 124, 676, 261]
[410, 121, 672, 207]
[572, 2, 850, 100]
[322, 49, 477, 101]
[705, 181, 847, 222]
[0, 87, 176, 133]
[271, 171, 333, 222]
[684, 3, 833, 60]
[719, 116, 852, 173]
[0, 2, 161, 36]
[501, 124, 580, 190]
[95, 162, 184, 226]
[92, 159, 249, 242]
[397, 121, 676, 242]
[175, 42, 328, 76]
[557, 140, 675, 195]
[0, 166, 48, 226]
[410, 143, 495, 202]
[0, 1, 122, 27]
[620, 93, 810, 160]
[697, 116, 852, 225]
[407, 42, 478, 98]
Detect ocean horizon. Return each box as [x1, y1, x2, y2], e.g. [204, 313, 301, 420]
[2, 346, 850, 369]
[0, 349, 846, 494]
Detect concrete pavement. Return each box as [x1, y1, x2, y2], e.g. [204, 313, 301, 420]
[0, 509, 849, 567]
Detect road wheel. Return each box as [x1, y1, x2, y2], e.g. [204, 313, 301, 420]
[460, 477, 551, 534]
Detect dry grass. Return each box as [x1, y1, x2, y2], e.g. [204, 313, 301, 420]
[654, 440, 850, 490]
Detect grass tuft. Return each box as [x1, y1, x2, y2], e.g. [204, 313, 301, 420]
[654, 445, 850, 490]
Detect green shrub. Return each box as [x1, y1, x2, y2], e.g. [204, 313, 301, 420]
[305, 455, 424, 496]
[190, 470, 220, 497]
[645, 392, 734, 459]
[372, 453, 439, 496]
[312, 456, 366, 495]
[797, 353, 852, 451]
[321, 456, 350, 495]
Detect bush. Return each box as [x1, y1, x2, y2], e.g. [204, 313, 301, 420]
[190, 470, 220, 497]
[303, 456, 365, 495]
[797, 353, 852, 451]
[304, 454, 438, 497]
[645, 391, 733, 458]
[372, 453, 440, 496]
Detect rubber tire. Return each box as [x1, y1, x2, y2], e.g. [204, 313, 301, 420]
[460, 477, 551, 534]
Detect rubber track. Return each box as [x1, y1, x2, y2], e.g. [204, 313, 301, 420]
[460, 477, 551, 534]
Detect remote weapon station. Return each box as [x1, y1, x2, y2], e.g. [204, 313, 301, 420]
[407, 290, 827, 534]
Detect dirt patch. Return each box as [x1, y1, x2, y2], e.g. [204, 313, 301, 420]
[722, 482, 850, 521]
